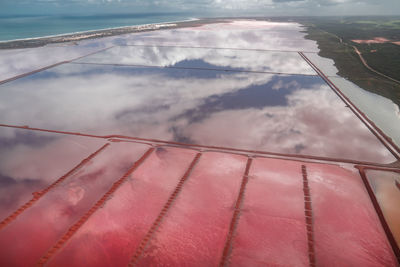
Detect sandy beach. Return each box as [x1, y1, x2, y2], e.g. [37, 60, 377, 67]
[0, 18, 221, 49]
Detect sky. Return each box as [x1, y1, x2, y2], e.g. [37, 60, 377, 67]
[0, 0, 400, 16]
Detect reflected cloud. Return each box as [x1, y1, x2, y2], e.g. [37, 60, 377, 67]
[175, 75, 319, 123]
[0, 20, 317, 82]
[0, 127, 105, 221]
[76, 46, 316, 75]
[0, 43, 107, 81]
[0, 63, 394, 163]
[0, 19, 395, 164]
[112, 20, 319, 52]
[0, 141, 149, 266]
[182, 87, 393, 162]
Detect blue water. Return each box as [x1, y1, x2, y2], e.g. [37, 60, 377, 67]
[0, 13, 194, 41]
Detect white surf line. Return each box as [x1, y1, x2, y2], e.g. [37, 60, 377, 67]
[0, 18, 199, 44]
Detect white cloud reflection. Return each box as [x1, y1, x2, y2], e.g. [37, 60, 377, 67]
[0, 44, 107, 81]
[115, 20, 319, 52]
[0, 20, 396, 163]
[77, 46, 317, 75]
[0, 127, 106, 221]
[0, 21, 318, 82]
[0, 62, 394, 163]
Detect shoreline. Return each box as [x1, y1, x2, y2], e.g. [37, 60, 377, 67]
[0, 18, 219, 50]
[0, 17, 198, 43]
[0, 17, 299, 50]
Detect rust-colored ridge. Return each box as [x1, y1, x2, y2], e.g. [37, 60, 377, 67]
[301, 165, 316, 267]
[0, 46, 114, 86]
[299, 52, 400, 160]
[67, 46, 115, 62]
[0, 143, 109, 232]
[124, 44, 318, 53]
[0, 124, 105, 139]
[71, 61, 317, 76]
[1, 123, 399, 168]
[38, 147, 155, 265]
[219, 157, 253, 267]
[354, 164, 400, 173]
[0, 62, 68, 86]
[357, 167, 400, 263]
[105, 135, 396, 167]
[128, 152, 202, 266]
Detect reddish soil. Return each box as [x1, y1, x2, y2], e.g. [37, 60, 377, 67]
[352, 37, 391, 44]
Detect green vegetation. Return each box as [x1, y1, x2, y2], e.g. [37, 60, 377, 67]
[358, 43, 400, 81]
[295, 16, 400, 106]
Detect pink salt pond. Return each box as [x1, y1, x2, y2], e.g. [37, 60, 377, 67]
[0, 20, 399, 266]
[0, 140, 397, 266]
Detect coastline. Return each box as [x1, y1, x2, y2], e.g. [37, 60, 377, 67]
[0, 18, 218, 50]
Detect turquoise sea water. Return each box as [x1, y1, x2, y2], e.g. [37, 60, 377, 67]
[0, 13, 194, 41]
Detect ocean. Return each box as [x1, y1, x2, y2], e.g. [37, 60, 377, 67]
[0, 13, 195, 42]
